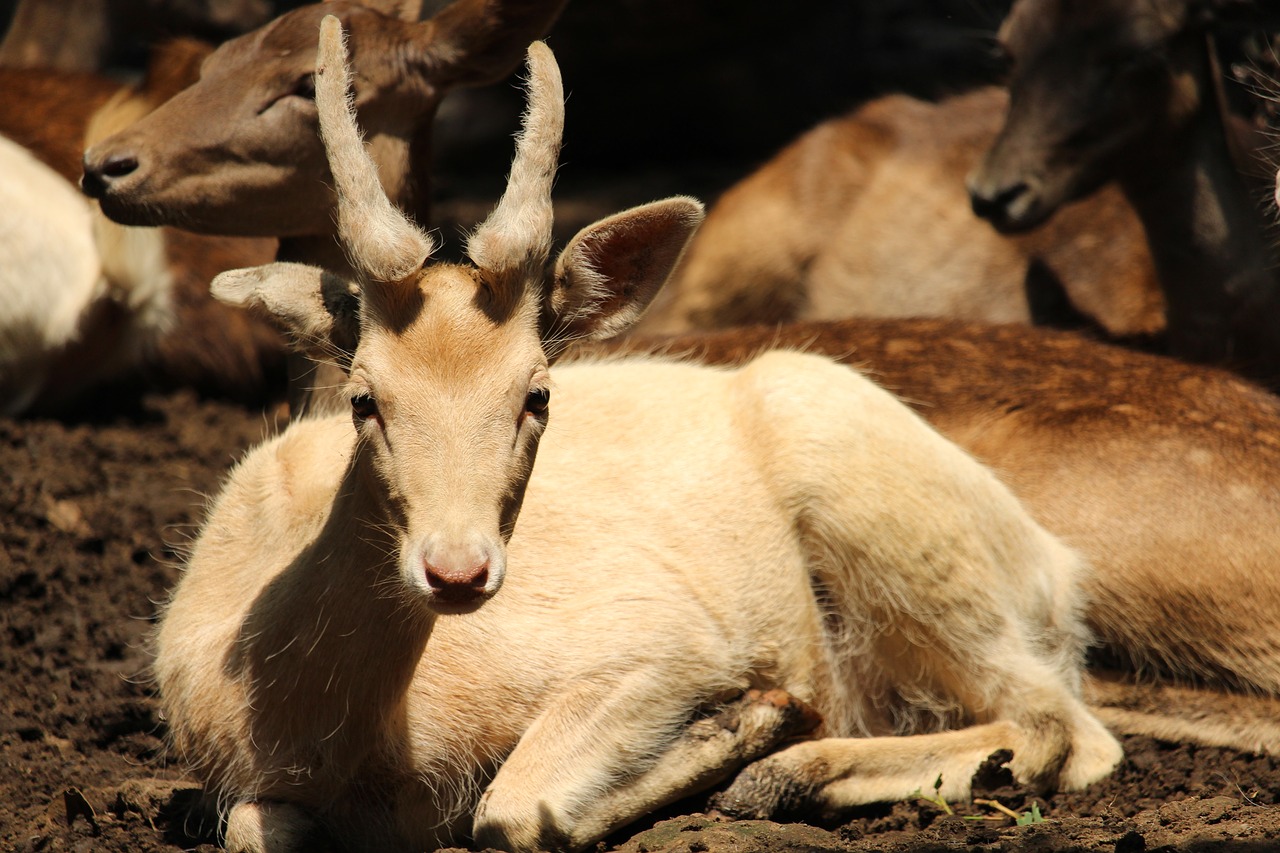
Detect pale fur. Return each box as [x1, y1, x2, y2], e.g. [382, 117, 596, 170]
[157, 353, 1120, 853]
[315, 17, 433, 284]
[0, 131, 174, 415]
[466, 41, 562, 287]
[155, 30, 1120, 853]
[634, 87, 1164, 339]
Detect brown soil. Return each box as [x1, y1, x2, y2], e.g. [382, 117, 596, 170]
[5, 390, 1280, 853]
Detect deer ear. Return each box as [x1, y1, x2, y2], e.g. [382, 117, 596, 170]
[211, 262, 361, 358]
[547, 197, 704, 348]
[413, 0, 568, 88]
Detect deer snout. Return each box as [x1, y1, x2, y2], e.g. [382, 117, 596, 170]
[418, 538, 503, 609]
[966, 165, 1049, 234]
[81, 148, 140, 199]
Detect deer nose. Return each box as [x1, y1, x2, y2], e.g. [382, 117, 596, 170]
[968, 180, 1030, 224]
[424, 556, 490, 603]
[81, 151, 140, 199]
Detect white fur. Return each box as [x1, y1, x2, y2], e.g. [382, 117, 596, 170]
[0, 134, 173, 414]
[156, 352, 1120, 853]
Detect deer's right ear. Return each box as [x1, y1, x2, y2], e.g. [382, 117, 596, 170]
[212, 262, 361, 357]
[412, 0, 568, 89]
[546, 197, 704, 349]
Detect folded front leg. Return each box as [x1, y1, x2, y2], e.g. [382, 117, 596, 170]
[472, 682, 819, 852]
[713, 693, 1121, 820]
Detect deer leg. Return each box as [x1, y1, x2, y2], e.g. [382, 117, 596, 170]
[561, 688, 819, 845]
[714, 677, 1121, 820]
[223, 800, 316, 853]
[472, 683, 818, 853]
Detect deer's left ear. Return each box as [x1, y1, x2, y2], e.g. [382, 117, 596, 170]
[546, 196, 704, 348]
[212, 262, 362, 358]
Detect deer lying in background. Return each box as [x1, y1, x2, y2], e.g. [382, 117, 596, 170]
[157, 25, 1129, 852]
[0, 40, 282, 414]
[631, 87, 1167, 339]
[969, 0, 1280, 385]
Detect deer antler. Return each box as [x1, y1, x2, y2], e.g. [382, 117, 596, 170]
[315, 14, 434, 284]
[466, 40, 563, 297]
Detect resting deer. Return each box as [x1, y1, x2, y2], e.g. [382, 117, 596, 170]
[631, 87, 1166, 339]
[969, 0, 1280, 386]
[157, 23, 1125, 852]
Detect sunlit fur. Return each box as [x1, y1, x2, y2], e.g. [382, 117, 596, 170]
[635, 88, 1165, 339]
[466, 42, 562, 295]
[157, 350, 1121, 853]
[314, 18, 433, 284]
[156, 27, 1121, 853]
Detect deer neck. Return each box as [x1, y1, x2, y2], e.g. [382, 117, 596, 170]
[1116, 35, 1280, 375]
[230, 445, 433, 780]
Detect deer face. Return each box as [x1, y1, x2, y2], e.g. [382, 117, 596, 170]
[342, 265, 549, 611]
[212, 20, 703, 614]
[967, 0, 1192, 232]
[81, 0, 566, 237]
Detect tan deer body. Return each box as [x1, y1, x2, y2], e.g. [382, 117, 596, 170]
[156, 25, 1123, 851]
[635, 87, 1165, 338]
[162, 351, 1118, 852]
[614, 317, 1280, 699]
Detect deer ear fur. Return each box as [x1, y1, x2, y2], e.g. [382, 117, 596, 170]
[413, 0, 568, 89]
[547, 196, 704, 349]
[212, 262, 361, 357]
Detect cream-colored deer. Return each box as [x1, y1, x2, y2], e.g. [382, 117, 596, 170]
[156, 19, 1122, 852]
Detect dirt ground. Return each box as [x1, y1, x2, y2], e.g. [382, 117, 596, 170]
[5, 383, 1280, 853]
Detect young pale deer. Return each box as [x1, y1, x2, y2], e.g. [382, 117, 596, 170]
[632, 87, 1166, 339]
[969, 0, 1280, 385]
[157, 21, 1123, 852]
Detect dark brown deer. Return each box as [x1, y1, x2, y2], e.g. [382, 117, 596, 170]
[969, 0, 1280, 386]
[634, 86, 1167, 340]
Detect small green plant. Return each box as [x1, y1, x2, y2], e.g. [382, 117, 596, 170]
[909, 774, 954, 815]
[1016, 802, 1046, 825]
[909, 777, 1047, 825]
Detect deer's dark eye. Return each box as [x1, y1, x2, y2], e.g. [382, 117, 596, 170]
[524, 387, 550, 417]
[290, 73, 316, 100]
[351, 392, 379, 422]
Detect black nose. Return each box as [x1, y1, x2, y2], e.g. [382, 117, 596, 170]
[969, 181, 1029, 223]
[81, 152, 139, 199]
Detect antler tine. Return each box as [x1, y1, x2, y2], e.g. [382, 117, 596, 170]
[316, 15, 434, 284]
[466, 41, 564, 292]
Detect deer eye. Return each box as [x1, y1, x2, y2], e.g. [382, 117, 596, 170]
[351, 392, 379, 422]
[524, 387, 550, 417]
[289, 73, 316, 100]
